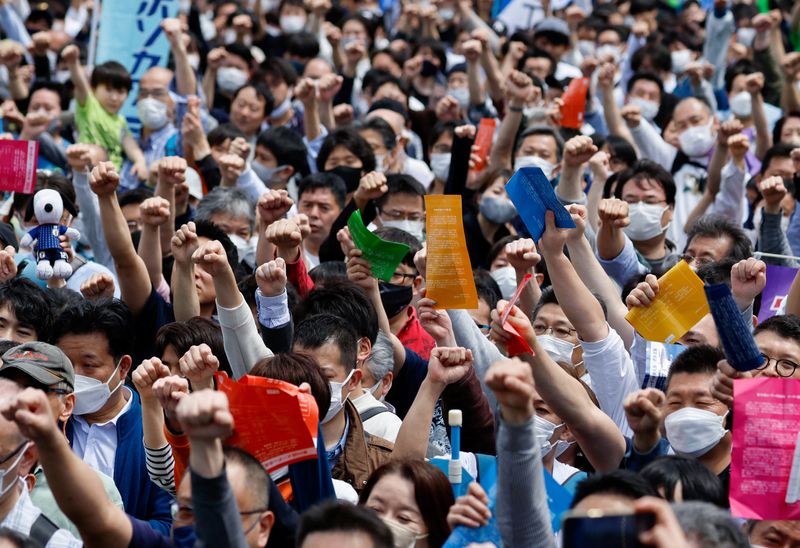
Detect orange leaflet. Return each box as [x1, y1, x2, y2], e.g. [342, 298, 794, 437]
[425, 195, 479, 309]
[559, 77, 590, 129]
[215, 372, 319, 472]
[468, 118, 496, 174]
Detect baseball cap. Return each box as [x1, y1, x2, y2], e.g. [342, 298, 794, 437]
[534, 17, 571, 42]
[0, 342, 75, 391]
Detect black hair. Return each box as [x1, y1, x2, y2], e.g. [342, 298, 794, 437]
[631, 43, 672, 74]
[296, 173, 347, 209]
[474, 270, 501, 312]
[571, 470, 659, 508]
[338, 14, 376, 44]
[285, 31, 320, 59]
[256, 126, 311, 177]
[724, 59, 759, 93]
[374, 227, 421, 268]
[316, 127, 376, 173]
[29, 80, 68, 111]
[208, 123, 246, 147]
[773, 111, 800, 145]
[684, 214, 752, 262]
[754, 314, 800, 346]
[251, 352, 331, 421]
[360, 117, 396, 151]
[641, 456, 728, 508]
[259, 56, 299, 88]
[430, 121, 457, 150]
[369, 48, 404, 71]
[666, 344, 724, 390]
[414, 37, 447, 72]
[488, 235, 520, 268]
[518, 47, 555, 75]
[0, 278, 52, 340]
[224, 42, 254, 66]
[367, 98, 410, 125]
[627, 71, 665, 97]
[532, 285, 559, 320]
[90, 61, 132, 92]
[118, 188, 153, 209]
[308, 261, 348, 286]
[613, 160, 677, 206]
[223, 446, 270, 509]
[694, 259, 736, 287]
[154, 318, 232, 377]
[605, 135, 638, 169]
[760, 142, 796, 176]
[516, 125, 564, 161]
[52, 298, 133, 359]
[375, 174, 425, 210]
[731, 3, 758, 23]
[232, 83, 274, 118]
[597, 24, 630, 43]
[293, 313, 358, 372]
[294, 281, 378, 344]
[296, 501, 393, 548]
[630, 0, 658, 14]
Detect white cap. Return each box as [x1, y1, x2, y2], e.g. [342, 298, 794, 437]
[185, 166, 203, 200]
[448, 409, 463, 427]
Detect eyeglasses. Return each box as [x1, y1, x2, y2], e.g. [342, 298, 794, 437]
[379, 209, 424, 222]
[171, 502, 268, 525]
[474, 323, 491, 334]
[680, 254, 714, 267]
[138, 88, 169, 100]
[532, 323, 576, 339]
[756, 354, 799, 378]
[390, 271, 416, 284]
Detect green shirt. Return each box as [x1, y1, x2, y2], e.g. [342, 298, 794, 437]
[75, 93, 128, 170]
[31, 465, 124, 539]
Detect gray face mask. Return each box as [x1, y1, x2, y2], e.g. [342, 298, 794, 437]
[479, 195, 517, 224]
[252, 161, 286, 186]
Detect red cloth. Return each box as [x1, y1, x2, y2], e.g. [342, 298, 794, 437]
[284, 250, 315, 298]
[397, 306, 435, 360]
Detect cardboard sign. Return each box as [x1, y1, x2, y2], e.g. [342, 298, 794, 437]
[0, 141, 38, 194]
[560, 77, 590, 129]
[468, 118, 496, 174]
[758, 264, 797, 321]
[625, 261, 709, 343]
[730, 378, 800, 520]
[425, 195, 479, 309]
[347, 210, 410, 282]
[506, 167, 576, 242]
[215, 372, 319, 472]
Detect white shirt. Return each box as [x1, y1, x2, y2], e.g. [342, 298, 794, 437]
[2, 483, 81, 547]
[351, 391, 402, 443]
[580, 324, 638, 438]
[402, 157, 435, 190]
[72, 386, 133, 478]
[553, 459, 583, 486]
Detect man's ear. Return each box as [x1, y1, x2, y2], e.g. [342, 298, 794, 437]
[258, 511, 275, 546]
[60, 393, 75, 423]
[412, 275, 424, 295]
[19, 443, 37, 476]
[280, 165, 295, 182]
[348, 367, 363, 390]
[119, 355, 134, 381]
[357, 337, 371, 364]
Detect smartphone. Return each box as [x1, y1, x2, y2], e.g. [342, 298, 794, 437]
[561, 511, 656, 548]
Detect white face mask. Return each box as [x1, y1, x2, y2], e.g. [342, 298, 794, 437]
[252, 161, 286, 186]
[491, 266, 517, 300]
[678, 120, 716, 157]
[0, 443, 27, 498]
[624, 202, 668, 241]
[280, 15, 305, 34]
[576, 40, 595, 58]
[514, 155, 555, 180]
[322, 369, 355, 424]
[534, 415, 562, 456]
[665, 407, 727, 457]
[136, 97, 168, 130]
[228, 234, 256, 268]
[381, 219, 425, 242]
[729, 91, 752, 118]
[374, 154, 386, 173]
[73, 361, 123, 416]
[54, 70, 71, 84]
[187, 53, 200, 72]
[447, 87, 470, 109]
[736, 27, 756, 47]
[381, 516, 428, 548]
[554, 439, 575, 458]
[537, 334, 575, 365]
[368, 379, 383, 398]
[671, 49, 693, 74]
[270, 96, 292, 119]
[628, 96, 659, 122]
[374, 37, 390, 50]
[596, 44, 621, 64]
[429, 152, 451, 181]
[216, 66, 249, 94]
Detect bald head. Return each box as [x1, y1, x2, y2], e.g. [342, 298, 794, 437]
[672, 97, 713, 133]
[141, 67, 174, 89]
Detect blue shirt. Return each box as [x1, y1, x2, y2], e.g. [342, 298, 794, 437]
[325, 413, 350, 470]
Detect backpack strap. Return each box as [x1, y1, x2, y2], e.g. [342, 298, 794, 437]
[360, 405, 390, 422]
[29, 512, 59, 546]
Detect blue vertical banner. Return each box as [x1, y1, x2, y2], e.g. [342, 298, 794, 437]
[94, 0, 177, 136]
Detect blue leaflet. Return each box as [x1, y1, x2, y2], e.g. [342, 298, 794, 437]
[506, 167, 576, 241]
[704, 283, 764, 371]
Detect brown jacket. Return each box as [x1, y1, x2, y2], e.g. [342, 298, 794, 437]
[332, 400, 394, 492]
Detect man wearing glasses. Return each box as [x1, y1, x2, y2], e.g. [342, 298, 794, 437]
[0, 341, 123, 541]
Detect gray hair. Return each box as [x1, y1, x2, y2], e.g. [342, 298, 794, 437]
[672, 502, 749, 548]
[195, 187, 255, 231]
[366, 331, 394, 383]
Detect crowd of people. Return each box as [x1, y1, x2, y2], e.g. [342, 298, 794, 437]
[0, 0, 793, 546]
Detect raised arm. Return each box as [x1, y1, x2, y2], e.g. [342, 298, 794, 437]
[137, 197, 170, 291]
[746, 72, 771, 160]
[90, 162, 152, 314]
[296, 77, 321, 143]
[557, 135, 598, 203]
[463, 39, 485, 109]
[155, 157, 186, 253]
[132, 358, 175, 493]
[488, 70, 531, 171]
[170, 222, 201, 321]
[61, 43, 89, 106]
[161, 18, 197, 97]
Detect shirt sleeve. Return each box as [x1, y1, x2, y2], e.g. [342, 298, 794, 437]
[580, 325, 637, 437]
[236, 167, 268, 204]
[629, 120, 677, 169]
[256, 288, 291, 328]
[596, 235, 648, 287]
[191, 466, 249, 548]
[759, 210, 798, 266]
[73, 169, 115, 271]
[144, 444, 176, 496]
[708, 160, 747, 223]
[217, 298, 273, 379]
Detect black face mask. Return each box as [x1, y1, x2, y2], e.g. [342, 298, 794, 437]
[379, 281, 413, 318]
[420, 59, 439, 77]
[327, 166, 362, 194]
